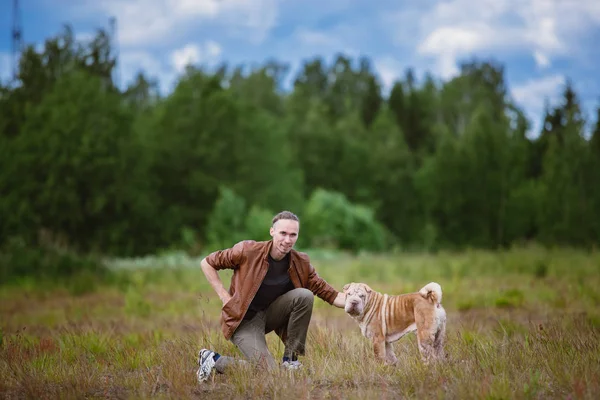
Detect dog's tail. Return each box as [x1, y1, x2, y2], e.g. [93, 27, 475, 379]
[419, 282, 443, 305]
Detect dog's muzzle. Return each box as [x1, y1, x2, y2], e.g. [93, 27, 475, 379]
[345, 300, 363, 316]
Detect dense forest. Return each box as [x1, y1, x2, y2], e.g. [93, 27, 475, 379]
[1, 26, 599, 264]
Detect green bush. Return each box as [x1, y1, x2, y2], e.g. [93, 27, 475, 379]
[244, 205, 273, 242]
[204, 187, 274, 250]
[202, 187, 390, 253]
[302, 189, 389, 252]
[204, 186, 248, 251]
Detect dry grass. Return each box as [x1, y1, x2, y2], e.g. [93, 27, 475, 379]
[1, 245, 599, 399]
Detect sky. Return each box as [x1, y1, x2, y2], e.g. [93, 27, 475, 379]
[1, 0, 599, 136]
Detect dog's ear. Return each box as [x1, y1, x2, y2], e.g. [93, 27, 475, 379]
[342, 283, 352, 292]
[363, 283, 372, 293]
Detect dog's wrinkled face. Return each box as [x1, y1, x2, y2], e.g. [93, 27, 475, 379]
[342, 282, 372, 316]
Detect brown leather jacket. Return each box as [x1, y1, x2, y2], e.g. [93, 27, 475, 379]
[204, 239, 339, 340]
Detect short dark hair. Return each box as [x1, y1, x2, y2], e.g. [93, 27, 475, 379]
[272, 211, 299, 225]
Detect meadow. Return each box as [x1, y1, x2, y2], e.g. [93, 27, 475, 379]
[1, 245, 599, 399]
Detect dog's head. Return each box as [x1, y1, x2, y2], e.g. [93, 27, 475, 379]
[342, 282, 372, 317]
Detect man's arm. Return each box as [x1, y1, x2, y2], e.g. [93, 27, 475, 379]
[200, 240, 246, 305]
[304, 261, 347, 308]
[200, 258, 231, 305]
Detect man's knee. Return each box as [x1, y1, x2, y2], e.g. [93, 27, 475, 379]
[292, 288, 314, 306]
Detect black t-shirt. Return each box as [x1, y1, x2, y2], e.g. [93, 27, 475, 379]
[243, 252, 294, 320]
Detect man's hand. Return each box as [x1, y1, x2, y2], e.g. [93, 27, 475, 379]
[332, 292, 346, 308]
[220, 293, 232, 306]
[201, 257, 232, 306]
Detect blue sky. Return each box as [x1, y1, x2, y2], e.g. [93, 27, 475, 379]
[1, 0, 599, 136]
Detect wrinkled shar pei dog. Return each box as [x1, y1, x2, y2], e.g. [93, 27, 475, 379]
[342, 282, 447, 365]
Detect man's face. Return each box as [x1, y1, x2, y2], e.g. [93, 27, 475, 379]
[270, 219, 299, 258]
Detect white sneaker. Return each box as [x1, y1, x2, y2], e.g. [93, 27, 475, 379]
[281, 360, 302, 370]
[197, 349, 216, 383]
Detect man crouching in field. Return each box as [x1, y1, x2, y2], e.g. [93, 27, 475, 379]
[197, 211, 347, 382]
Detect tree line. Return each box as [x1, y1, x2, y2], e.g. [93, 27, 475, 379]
[1, 26, 600, 261]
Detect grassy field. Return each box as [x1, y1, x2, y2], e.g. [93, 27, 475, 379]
[1, 245, 599, 399]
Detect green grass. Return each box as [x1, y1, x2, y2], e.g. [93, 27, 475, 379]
[1, 245, 600, 399]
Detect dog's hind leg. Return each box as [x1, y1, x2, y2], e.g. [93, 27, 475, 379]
[433, 318, 447, 360]
[385, 342, 398, 365]
[417, 339, 434, 363]
[416, 323, 436, 364]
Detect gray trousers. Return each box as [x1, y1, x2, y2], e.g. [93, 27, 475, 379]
[214, 288, 314, 373]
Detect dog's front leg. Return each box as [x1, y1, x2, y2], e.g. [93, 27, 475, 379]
[372, 335, 387, 362]
[385, 342, 398, 365]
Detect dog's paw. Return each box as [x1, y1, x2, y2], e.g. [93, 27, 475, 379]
[384, 357, 398, 366]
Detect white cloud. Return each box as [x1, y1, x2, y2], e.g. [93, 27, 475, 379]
[76, 32, 95, 43]
[374, 56, 404, 95]
[511, 74, 565, 135]
[119, 50, 173, 93]
[85, 0, 279, 47]
[512, 74, 565, 109]
[115, 41, 223, 94]
[170, 41, 222, 73]
[120, 51, 165, 80]
[205, 41, 222, 58]
[417, 24, 496, 78]
[272, 25, 360, 90]
[389, 0, 600, 79]
[292, 25, 359, 57]
[171, 45, 202, 74]
[533, 50, 550, 69]
[295, 28, 341, 49]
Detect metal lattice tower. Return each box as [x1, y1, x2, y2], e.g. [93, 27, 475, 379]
[11, 0, 24, 81]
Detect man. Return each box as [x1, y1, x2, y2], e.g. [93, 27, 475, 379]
[197, 210, 346, 382]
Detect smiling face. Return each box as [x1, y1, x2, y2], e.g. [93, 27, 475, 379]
[269, 218, 299, 261]
[342, 282, 372, 316]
